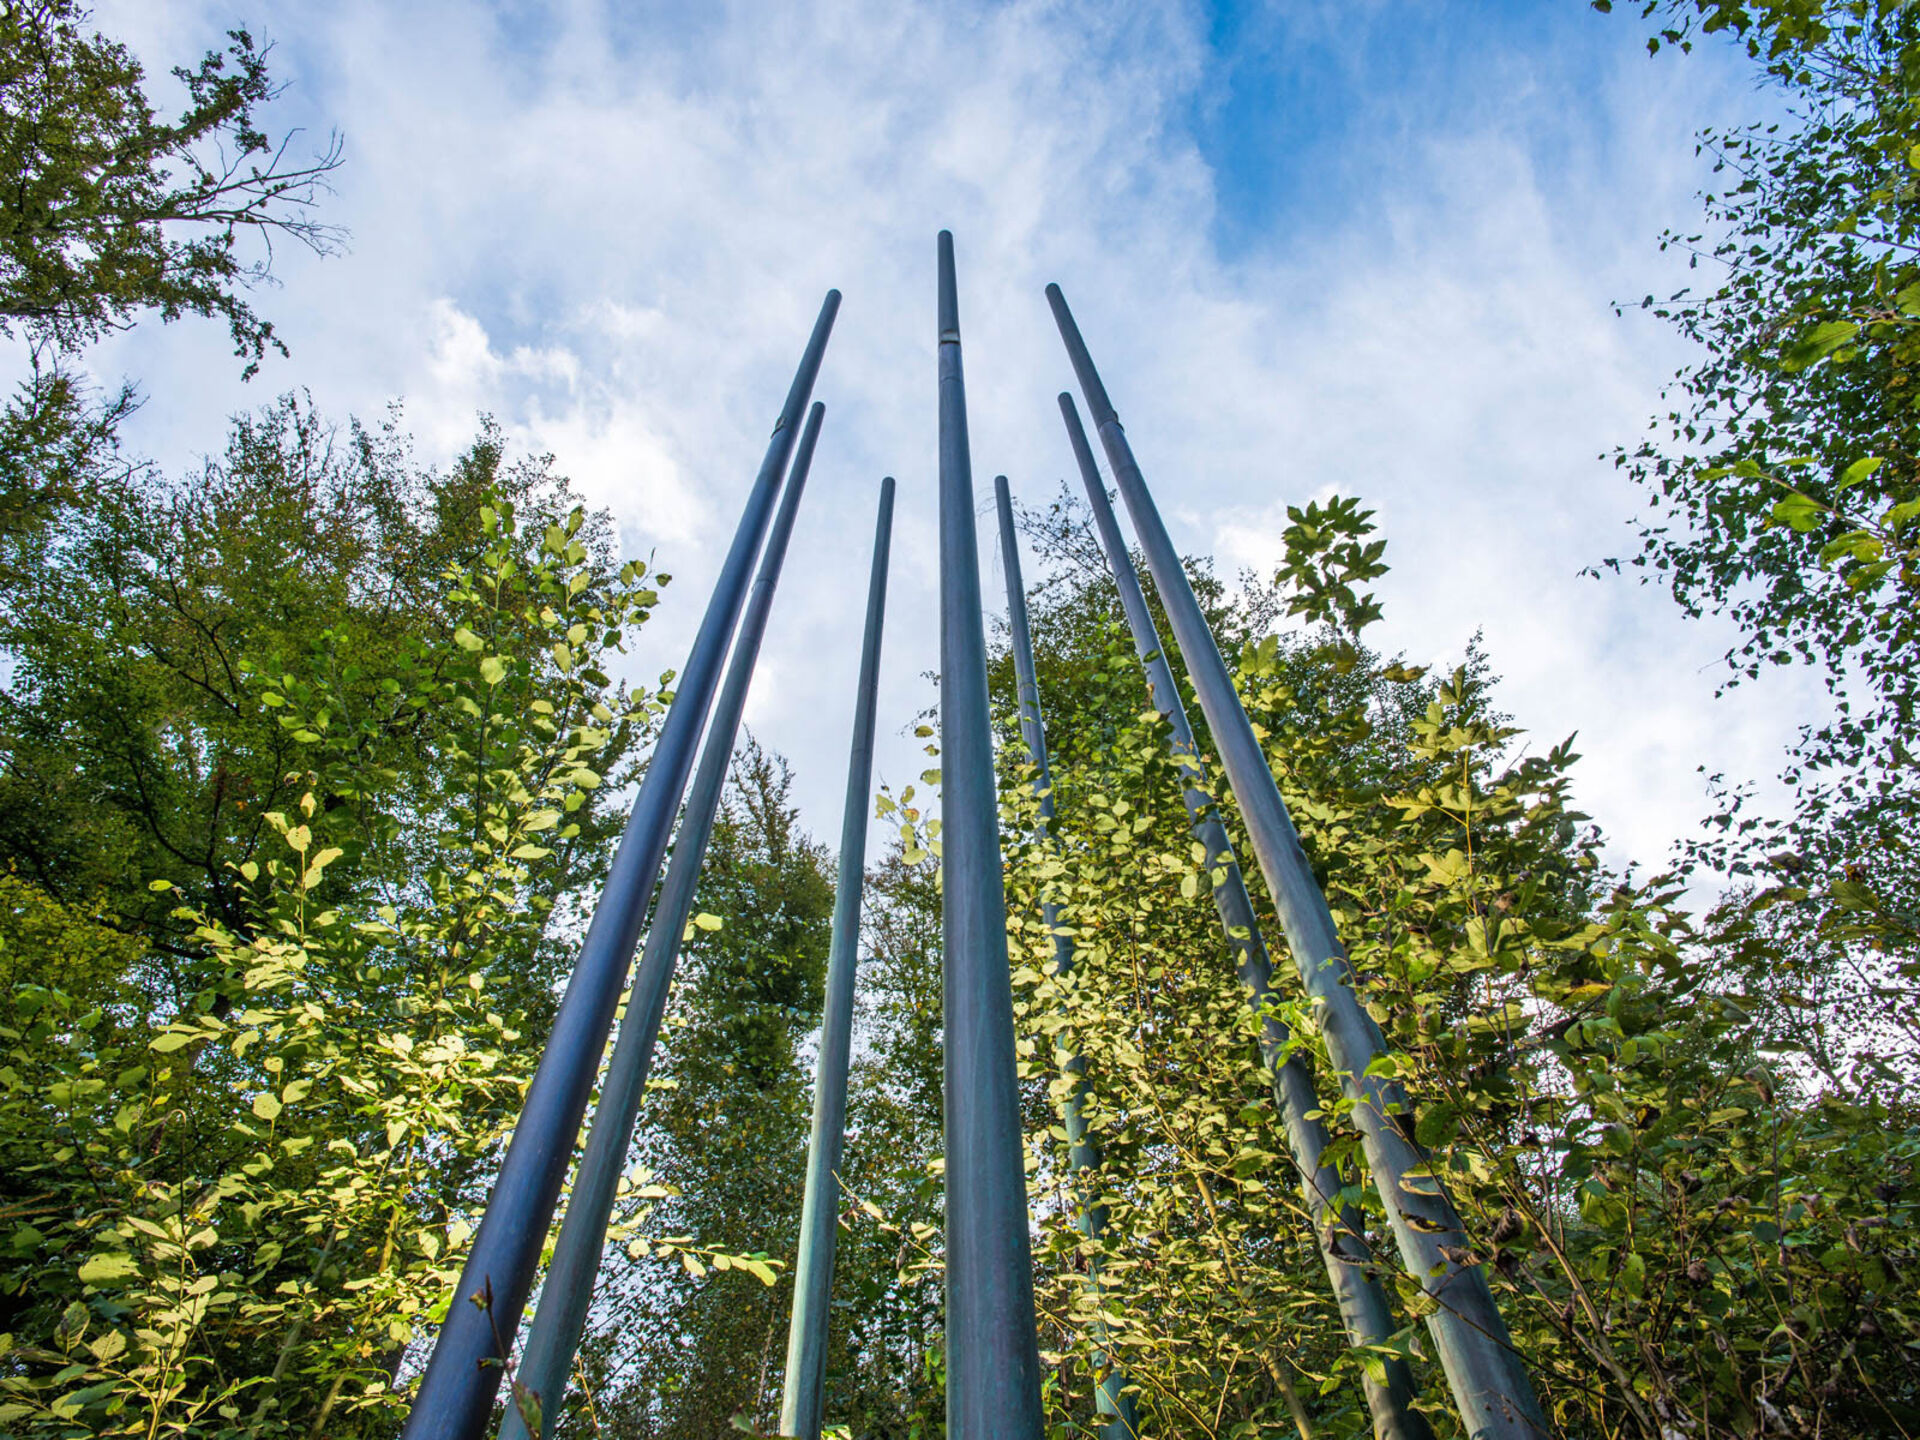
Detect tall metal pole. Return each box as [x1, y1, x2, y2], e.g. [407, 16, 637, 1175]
[1047, 284, 1547, 1440]
[992, 475, 1139, 1440]
[1058, 396, 1432, 1440]
[501, 402, 829, 1440]
[937, 231, 1045, 1440]
[402, 291, 839, 1440]
[778, 476, 895, 1440]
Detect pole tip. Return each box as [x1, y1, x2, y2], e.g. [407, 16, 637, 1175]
[1045, 281, 1063, 302]
[937, 232, 959, 339]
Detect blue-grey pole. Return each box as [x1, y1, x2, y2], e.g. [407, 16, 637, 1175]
[992, 475, 1138, 1440]
[778, 477, 896, 1440]
[1059, 395, 1432, 1440]
[403, 292, 839, 1440]
[1047, 283, 1547, 1440]
[499, 403, 829, 1440]
[938, 231, 1045, 1440]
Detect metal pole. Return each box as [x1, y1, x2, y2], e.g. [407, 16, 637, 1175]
[403, 292, 839, 1440]
[1058, 396, 1433, 1440]
[500, 402, 829, 1440]
[1047, 284, 1547, 1440]
[937, 231, 1045, 1440]
[992, 475, 1139, 1440]
[777, 476, 895, 1440]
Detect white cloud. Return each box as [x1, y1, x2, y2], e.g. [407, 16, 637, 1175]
[71, 0, 1818, 879]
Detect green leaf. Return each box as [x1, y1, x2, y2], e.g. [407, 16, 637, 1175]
[1621, 1250, 1647, 1299]
[253, 1092, 283, 1122]
[453, 627, 485, 652]
[511, 1387, 543, 1436]
[1782, 320, 1859, 370]
[77, 1253, 139, 1285]
[1838, 455, 1884, 489]
[694, 912, 723, 932]
[1818, 530, 1882, 567]
[149, 1031, 193, 1053]
[479, 656, 507, 686]
[1770, 492, 1826, 532]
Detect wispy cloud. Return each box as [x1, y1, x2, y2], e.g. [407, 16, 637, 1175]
[78, 0, 1818, 872]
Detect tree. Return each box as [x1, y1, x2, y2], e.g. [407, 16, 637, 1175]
[0, 482, 664, 1437]
[576, 744, 833, 1439]
[0, 0, 342, 372]
[822, 841, 949, 1439]
[0, 398, 657, 1024]
[1601, 0, 1920, 1089]
[0, 0, 343, 579]
[987, 491, 1918, 1437]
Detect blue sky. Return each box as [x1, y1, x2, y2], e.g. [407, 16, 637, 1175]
[70, 0, 1814, 873]
[1194, 1, 1693, 255]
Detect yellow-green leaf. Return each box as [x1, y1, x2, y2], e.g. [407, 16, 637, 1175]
[88, 1329, 128, 1362]
[77, 1253, 139, 1285]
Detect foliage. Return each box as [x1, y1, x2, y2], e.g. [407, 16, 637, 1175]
[0, 351, 136, 564]
[1, 2, 1913, 1431]
[980, 493, 1919, 1438]
[0, 0, 342, 372]
[1599, 0, 1920, 1091]
[576, 745, 834, 1439]
[0, 483, 662, 1437]
[822, 841, 950, 1440]
[0, 397, 651, 1002]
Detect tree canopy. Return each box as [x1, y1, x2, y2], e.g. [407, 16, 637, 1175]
[0, 1, 1916, 1436]
[0, 0, 341, 372]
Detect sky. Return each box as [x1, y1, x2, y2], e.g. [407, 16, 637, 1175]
[72, 0, 1823, 877]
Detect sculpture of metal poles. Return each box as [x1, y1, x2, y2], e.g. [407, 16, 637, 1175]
[992, 475, 1139, 1440]
[1046, 284, 1547, 1440]
[778, 476, 896, 1440]
[1058, 396, 1432, 1440]
[937, 232, 1045, 1440]
[501, 402, 828, 1440]
[402, 292, 839, 1440]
